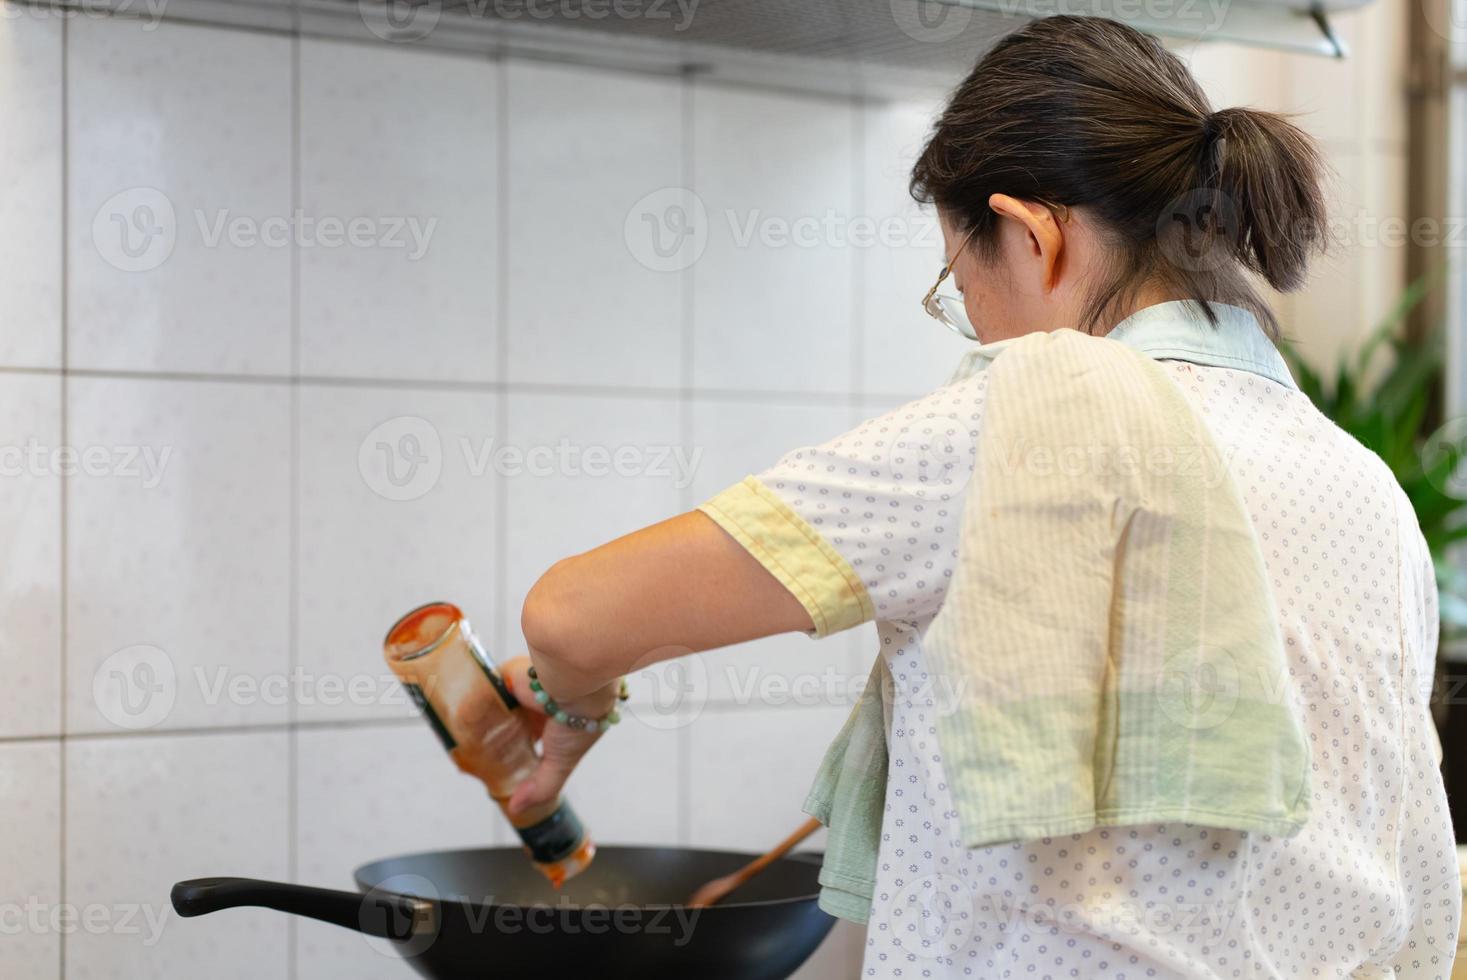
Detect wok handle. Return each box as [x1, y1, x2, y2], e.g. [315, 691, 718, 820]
[171, 877, 433, 942]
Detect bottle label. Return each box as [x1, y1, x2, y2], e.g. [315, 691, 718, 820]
[402, 683, 457, 752]
[473, 658, 519, 712]
[462, 628, 520, 711]
[517, 801, 587, 864]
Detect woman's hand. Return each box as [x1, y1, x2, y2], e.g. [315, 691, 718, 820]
[500, 655, 619, 819]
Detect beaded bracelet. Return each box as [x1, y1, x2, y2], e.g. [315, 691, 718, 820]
[526, 666, 630, 733]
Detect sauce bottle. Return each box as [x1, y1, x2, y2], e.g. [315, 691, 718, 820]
[383, 601, 595, 886]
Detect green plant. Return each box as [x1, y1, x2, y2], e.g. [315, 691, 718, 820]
[1278, 275, 1467, 637]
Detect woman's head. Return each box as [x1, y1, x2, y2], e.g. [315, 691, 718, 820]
[912, 15, 1327, 343]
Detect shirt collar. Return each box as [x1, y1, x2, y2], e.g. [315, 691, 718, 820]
[1106, 301, 1297, 390]
[948, 301, 1297, 390]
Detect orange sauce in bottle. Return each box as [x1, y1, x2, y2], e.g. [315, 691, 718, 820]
[384, 602, 595, 886]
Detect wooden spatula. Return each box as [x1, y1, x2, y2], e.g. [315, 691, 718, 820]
[685, 816, 824, 909]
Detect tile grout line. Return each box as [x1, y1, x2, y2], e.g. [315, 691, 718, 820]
[850, 99, 867, 423]
[285, 22, 302, 980]
[676, 69, 696, 849]
[494, 53, 510, 748]
[0, 697, 798, 750]
[0, 364, 890, 405]
[2, 716, 426, 746]
[57, 14, 69, 980]
[491, 46, 515, 848]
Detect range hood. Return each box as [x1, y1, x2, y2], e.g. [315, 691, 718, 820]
[50, 0, 1371, 98]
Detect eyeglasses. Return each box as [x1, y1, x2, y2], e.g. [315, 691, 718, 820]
[922, 201, 1071, 342]
[922, 225, 982, 341]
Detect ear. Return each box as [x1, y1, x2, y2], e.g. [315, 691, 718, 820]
[988, 194, 1065, 293]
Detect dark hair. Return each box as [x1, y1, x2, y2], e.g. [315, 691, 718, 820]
[910, 15, 1327, 335]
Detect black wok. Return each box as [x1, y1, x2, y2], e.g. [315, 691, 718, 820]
[171, 846, 835, 979]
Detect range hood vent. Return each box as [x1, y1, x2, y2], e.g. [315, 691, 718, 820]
[38, 0, 1369, 98]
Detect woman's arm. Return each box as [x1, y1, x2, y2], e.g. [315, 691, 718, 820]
[523, 510, 814, 698]
[504, 510, 814, 815]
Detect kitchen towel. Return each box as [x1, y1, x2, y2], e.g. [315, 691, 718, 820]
[802, 327, 1310, 922]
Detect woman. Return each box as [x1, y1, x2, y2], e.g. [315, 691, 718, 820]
[502, 16, 1459, 978]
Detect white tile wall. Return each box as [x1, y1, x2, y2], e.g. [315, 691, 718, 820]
[295, 724, 511, 884]
[0, 375, 63, 738]
[0, 742, 61, 978]
[298, 40, 499, 381]
[685, 702, 852, 851]
[296, 384, 498, 723]
[564, 706, 682, 845]
[693, 85, 858, 394]
[506, 61, 684, 389]
[500, 391, 685, 654]
[66, 377, 292, 733]
[0, 10, 62, 369]
[65, 731, 290, 980]
[859, 100, 973, 398]
[0, 8, 1404, 980]
[67, 20, 293, 375]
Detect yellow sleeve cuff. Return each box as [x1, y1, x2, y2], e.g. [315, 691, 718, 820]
[698, 476, 874, 637]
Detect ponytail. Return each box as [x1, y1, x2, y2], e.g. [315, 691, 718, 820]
[1206, 107, 1328, 293]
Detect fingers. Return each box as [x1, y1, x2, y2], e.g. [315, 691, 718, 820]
[501, 656, 539, 709]
[519, 706, 547, 742]
[501, 656, 549, 736]
[507, 757, 572, 817]
[507, 728, 600, 817]
[500, 654, 613, 817]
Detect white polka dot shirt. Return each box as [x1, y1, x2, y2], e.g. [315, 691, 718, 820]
[707, 304, 1459, 979]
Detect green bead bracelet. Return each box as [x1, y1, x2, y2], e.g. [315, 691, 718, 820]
[526, 666, 630, 733]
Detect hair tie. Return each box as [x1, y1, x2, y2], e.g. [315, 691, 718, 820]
[1201, 112, 1221, 147]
